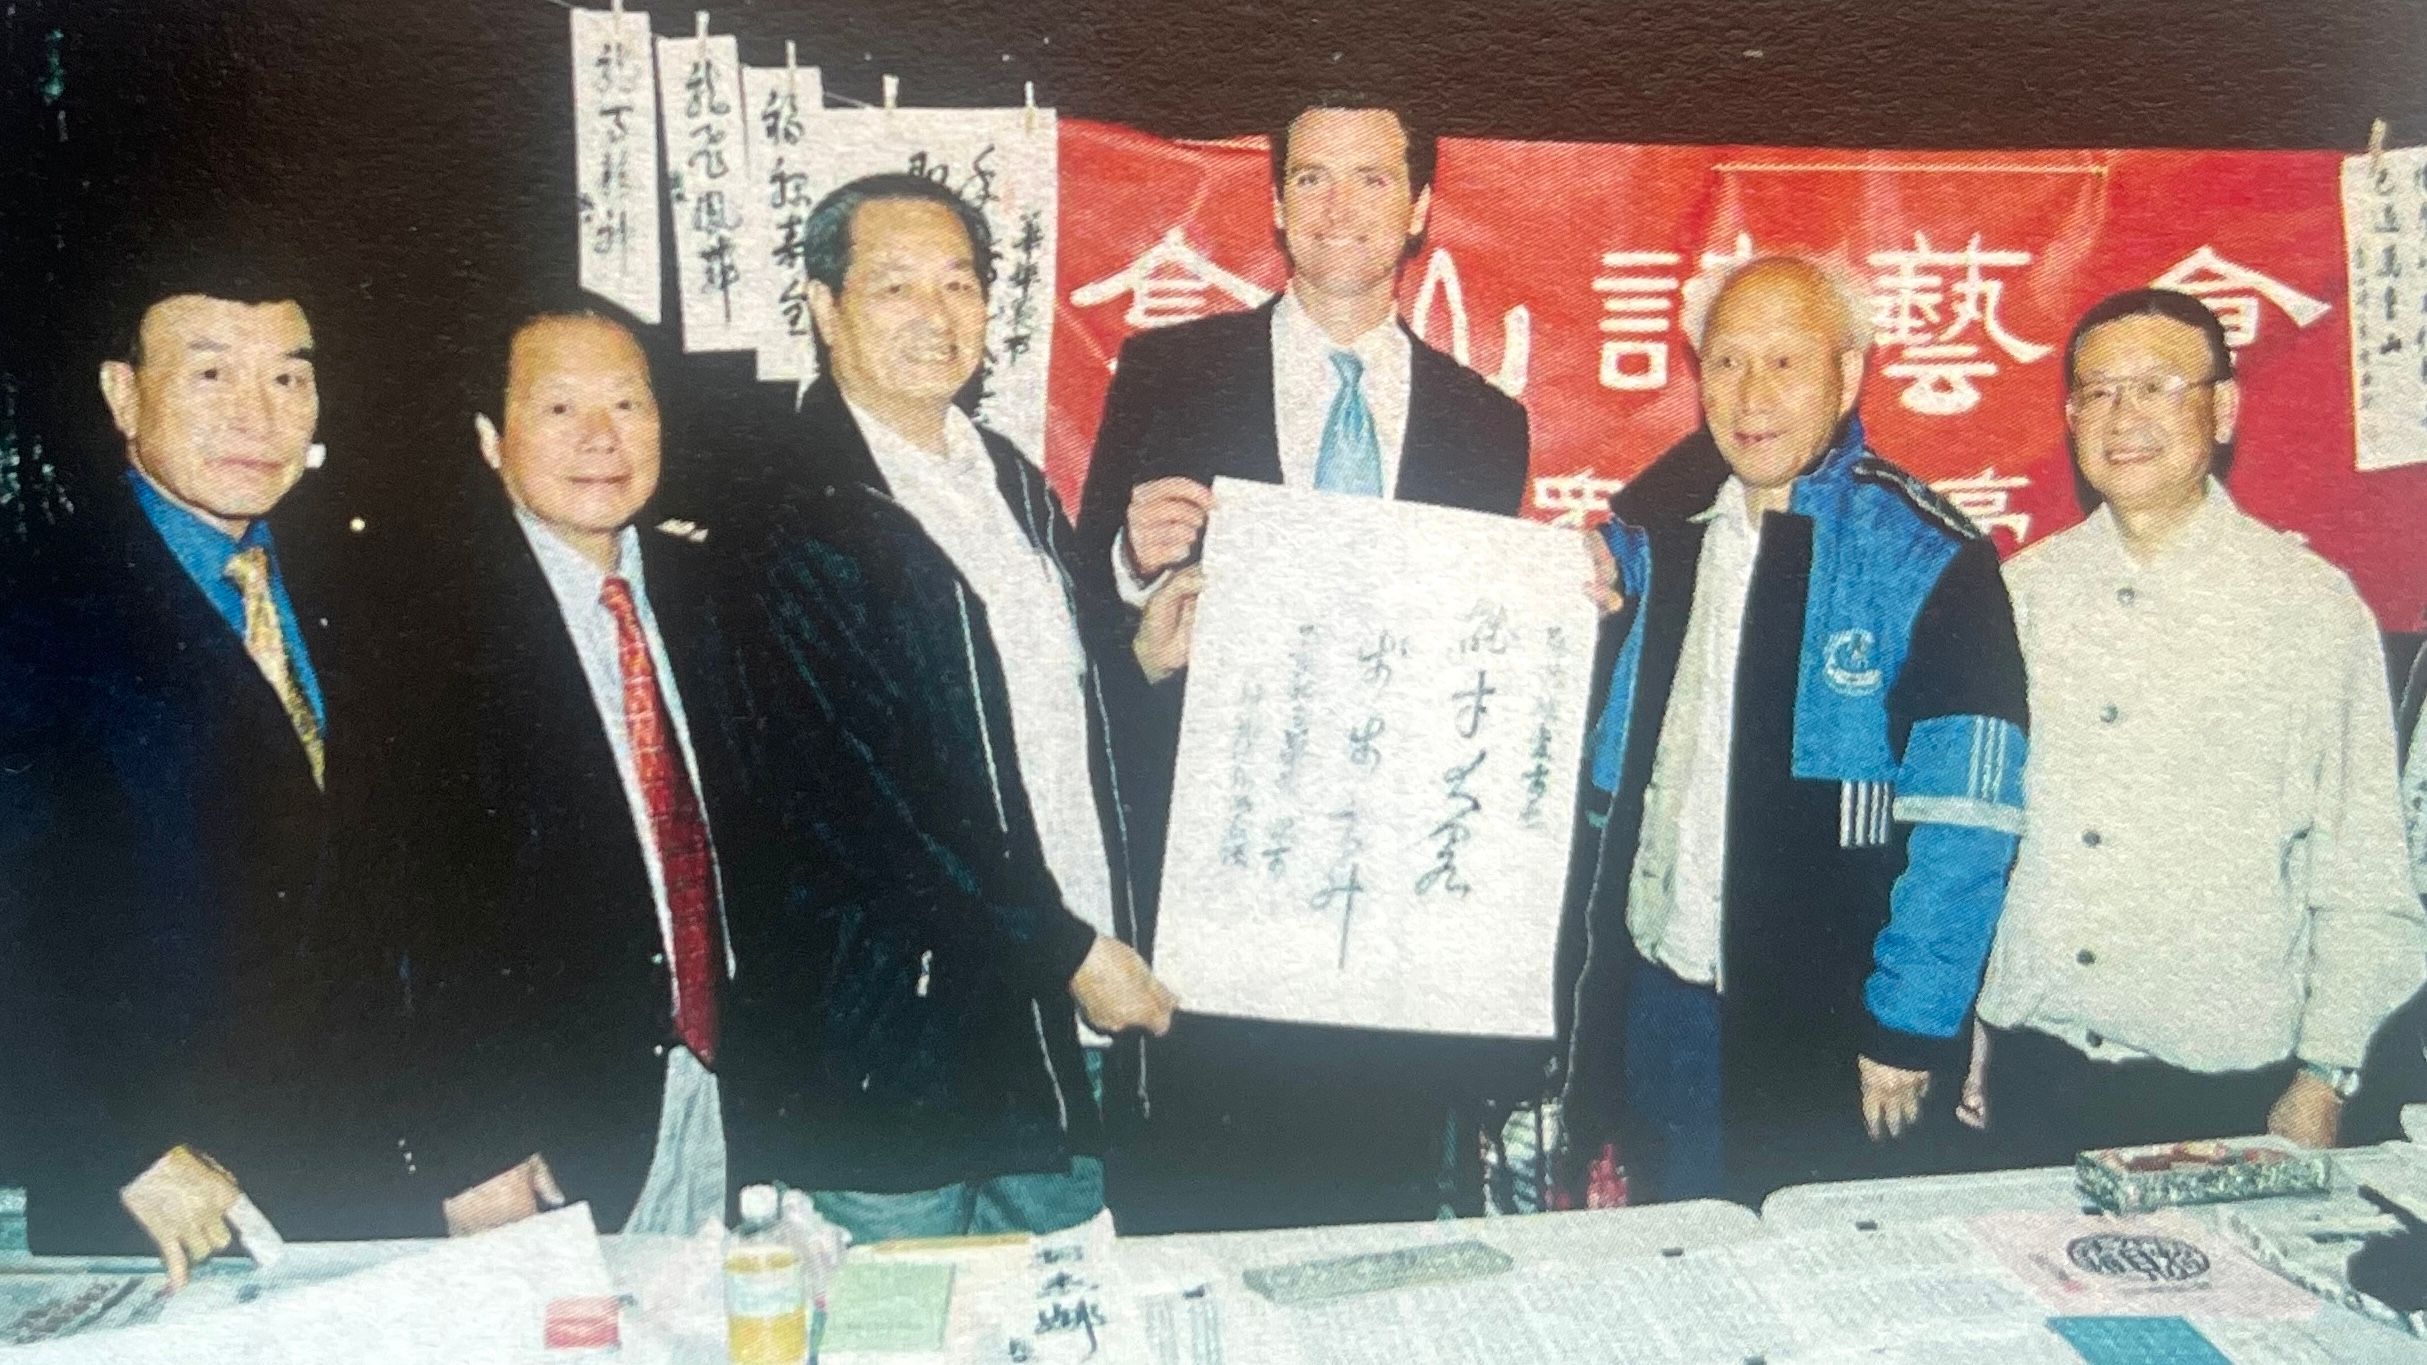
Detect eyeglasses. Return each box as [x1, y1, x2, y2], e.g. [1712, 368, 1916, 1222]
[2066, 374, 2221, 415]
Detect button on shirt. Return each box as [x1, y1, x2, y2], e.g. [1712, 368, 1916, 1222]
[516, 510, 731, 1235]
[1977, 483, 2425, 1073]
[849, 403, 1118, 1040]
[1113, 287, 1414, 604]
[1628, 478, 1763, 989]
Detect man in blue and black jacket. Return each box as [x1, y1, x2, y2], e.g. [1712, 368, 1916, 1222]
[1558, 256, 2028, 1206]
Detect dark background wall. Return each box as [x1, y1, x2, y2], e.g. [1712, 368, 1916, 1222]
[2, 0, 2422, 553]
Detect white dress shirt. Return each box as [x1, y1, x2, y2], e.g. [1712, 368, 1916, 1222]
[1977, 483, 2425, 1073]
[849, 402, 1119, 1042]
[1112, 286, 1415, 604]
[515, 509, 729, 1234]
[1627, 478, 1763, 988]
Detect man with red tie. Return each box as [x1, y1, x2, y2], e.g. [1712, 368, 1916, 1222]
[372, 297, 744, 1238]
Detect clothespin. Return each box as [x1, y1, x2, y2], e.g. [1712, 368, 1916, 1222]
[882, 74, 899, 112]
[694, 10, 708, 40]
[2370, 118, 2389, 175]
[1024, 80, 1037, 135]
[609, 0, 622, 15]
[785, 39, 800, 103]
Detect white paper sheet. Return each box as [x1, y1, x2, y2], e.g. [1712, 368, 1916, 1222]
[1153, 479, 1596, 1038]
[2344, 145, 2427, 470]
[739, 61, 824, 382]
[570, 6, 661, 324]
[9, 1205, 613, 1364]
[779, 105, 1058, 456]
[657, 29, 759, 353]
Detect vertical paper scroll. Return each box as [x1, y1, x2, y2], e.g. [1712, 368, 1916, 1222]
[657, 26, 757, 352]
[2345, 146, 2427, 470]
[570, 6, 661, 324]
[740, 61, 824, 382]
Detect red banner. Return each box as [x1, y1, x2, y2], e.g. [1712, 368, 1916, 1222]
[1048, 118, 2427, 630]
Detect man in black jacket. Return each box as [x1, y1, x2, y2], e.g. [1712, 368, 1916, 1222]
[1069, 95, 1534, 1232]
[715, 173, 1178, 1243]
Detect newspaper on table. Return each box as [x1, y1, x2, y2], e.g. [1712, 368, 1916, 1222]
[2345, 143, 2427, 471]
[1152, 479, 1597, 1038]
[569, 5, 662, 325]
[4, 1204, 612, 1363]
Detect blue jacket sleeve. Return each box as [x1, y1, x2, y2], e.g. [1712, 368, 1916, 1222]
[1864, 537, 2028, 1070]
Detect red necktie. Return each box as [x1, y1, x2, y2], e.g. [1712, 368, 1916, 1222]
[601, 575, 721, 1067]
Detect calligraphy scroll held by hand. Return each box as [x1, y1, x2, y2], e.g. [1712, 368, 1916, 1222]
[570, 7, 661, 324]
[763, 105, 1058, 456]
[1153, 479, 1597, 1038]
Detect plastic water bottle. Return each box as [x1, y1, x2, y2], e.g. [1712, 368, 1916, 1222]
[726, 1184, 808, 1365]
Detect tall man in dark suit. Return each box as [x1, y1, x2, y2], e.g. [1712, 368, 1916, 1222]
[368, 300, 744, 1239]
[1069, 97, 1534, 1232]
[0, 261, 351, 1264]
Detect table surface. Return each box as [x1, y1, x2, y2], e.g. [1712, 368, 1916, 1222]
[6, 1157, 2425, 1363]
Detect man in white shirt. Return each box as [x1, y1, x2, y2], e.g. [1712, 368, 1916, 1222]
[1976, 287, 2426, 1163]
[1068, 94, 1535, 1232]
[713, 174, 1178, 1244]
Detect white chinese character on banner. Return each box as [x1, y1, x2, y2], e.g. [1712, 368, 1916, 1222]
[2150, 246, 2333, 349]
[1594, 251, 1683, 391]
[1070, 227, 1271, 330]
[1532, 472, 1630, 526]
[1411, 247, 1532, 397]
[1868, 233, 2051, 416]
[1931, 468, 2033, 543]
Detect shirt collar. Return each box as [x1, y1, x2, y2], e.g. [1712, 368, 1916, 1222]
[129, 467, 272, 578]
[845, 399, 989, 487]
[1275, 285, 1406, 370]
[514, 503, 644, 600]
[2091, 476, 2236, 573]
[1688, 476, 1758, 535]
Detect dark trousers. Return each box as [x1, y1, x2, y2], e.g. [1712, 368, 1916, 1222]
[1984, 1024, 2296, 1168]
[1621, 953, 1975, 1206]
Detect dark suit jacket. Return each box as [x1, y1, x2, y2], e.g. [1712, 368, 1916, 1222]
[0, 479, 355, 1252]
[1072, 300, 1532, 611]
[351, 484, 744, 1234]
[1065, 300, 1536, 1231]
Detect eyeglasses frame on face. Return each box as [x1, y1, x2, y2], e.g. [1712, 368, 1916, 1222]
[2065, 373, 2223, 417]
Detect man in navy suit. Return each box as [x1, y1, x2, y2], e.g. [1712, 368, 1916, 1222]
[1070, 96, 1535, 1232]
[0, 258, 354, 1263]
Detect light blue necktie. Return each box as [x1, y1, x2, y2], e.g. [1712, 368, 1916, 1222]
[1313, 350, 1383, 497]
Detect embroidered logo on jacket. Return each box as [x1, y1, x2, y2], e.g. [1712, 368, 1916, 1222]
[1822, 628, 1883, 696]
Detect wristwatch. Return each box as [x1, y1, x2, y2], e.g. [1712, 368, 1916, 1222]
[2301, 1060, 2365, 1100]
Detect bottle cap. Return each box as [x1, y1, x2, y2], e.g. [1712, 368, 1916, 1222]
[739, 1183, 778, 1223]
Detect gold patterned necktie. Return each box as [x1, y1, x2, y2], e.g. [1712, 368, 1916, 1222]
[223, 545, 326, 789]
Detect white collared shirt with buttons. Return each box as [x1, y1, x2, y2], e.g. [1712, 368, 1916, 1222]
[1112, 285, 1413, 604]
[1627, 477, 1763, 989]
[847, 401, 1119, 1045]
[1977, 481, 2426, 1074]
[515, 507, 730, 1235]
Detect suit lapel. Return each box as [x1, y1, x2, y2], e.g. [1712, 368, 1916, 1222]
[114, 504, 321, 790]
[1228, 301, 1284, 486]
[1393, 337, 1464, 507]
